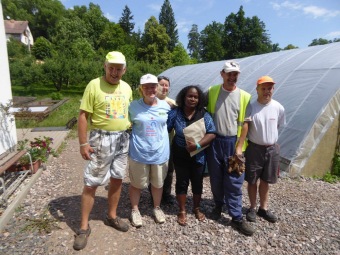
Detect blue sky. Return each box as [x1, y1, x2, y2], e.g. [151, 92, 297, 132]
[61, 0, 340, 49]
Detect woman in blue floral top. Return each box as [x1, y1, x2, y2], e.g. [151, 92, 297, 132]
[167, 85, 216, 226]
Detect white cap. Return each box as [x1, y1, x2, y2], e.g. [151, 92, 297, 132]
[223, 61, 241, 73]
[140, 74, 158, 85]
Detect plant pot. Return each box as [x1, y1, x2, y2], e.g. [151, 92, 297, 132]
[21, 159, 42, 174]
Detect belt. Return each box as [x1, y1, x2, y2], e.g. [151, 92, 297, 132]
[248, 140, 275, 148]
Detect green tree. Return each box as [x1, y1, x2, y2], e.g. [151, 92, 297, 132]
[32, 37, 53, 60]
[240, 16, 272, 57]
[223, 6, 271, 58]
[200, 21, 225, 62]
[171, 43, 191, 66]
[6, 39, 28, 59]
[159, 0, 178, 51]
[78, 3, 109, 50]
[9, 56, 43, 90]
[187, 24, 201, 61]
[2, 0, 66, 41]
[97, 23, 126, 52]
[70, 39, 96, 60]
[308, 38, 331, 46]
[52, 16, 90, 51]
[2, 0, 33, 22]
[119, 5, 135, 35]
[283, 44, 299, 50]
[42, 56, 69, 91]
[139, 16, 171, 69]
[272, 43, 281, 52]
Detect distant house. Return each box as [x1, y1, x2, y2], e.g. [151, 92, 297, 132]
[4, 19, 34, 47]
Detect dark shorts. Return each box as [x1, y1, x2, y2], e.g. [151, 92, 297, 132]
[245, 141, 280, 184]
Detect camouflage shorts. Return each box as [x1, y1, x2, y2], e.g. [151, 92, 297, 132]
[84, 129, 129, 187]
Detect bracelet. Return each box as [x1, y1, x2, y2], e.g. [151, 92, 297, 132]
[196, 142, 201, 150]
[79, 142, 88, 147]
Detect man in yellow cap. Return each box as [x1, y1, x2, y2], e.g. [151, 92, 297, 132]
[236, 75, 285, 224]
[74, 51, 132, 250]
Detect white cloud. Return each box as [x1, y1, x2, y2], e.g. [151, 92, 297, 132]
[271, 1, 302, 11]
[325, 31, 340, 39]
[303, 6, 340, 19]
[177, 20, 192, 34]
[270, 1, 340, 19]
[104, 12, 115, 22]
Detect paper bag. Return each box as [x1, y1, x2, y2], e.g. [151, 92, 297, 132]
[183, 118, 208, 157]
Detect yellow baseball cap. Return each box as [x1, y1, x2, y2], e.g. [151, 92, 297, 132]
[105, 51, 126, 64]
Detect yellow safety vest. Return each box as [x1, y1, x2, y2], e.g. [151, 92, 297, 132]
[207, 84, 251, 152]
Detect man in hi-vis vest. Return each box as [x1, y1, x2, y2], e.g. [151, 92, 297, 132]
[206, 61, 254, 236]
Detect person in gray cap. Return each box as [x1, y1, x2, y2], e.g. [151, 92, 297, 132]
[74, 51, 132, 250]
[206, 61, 254, 236]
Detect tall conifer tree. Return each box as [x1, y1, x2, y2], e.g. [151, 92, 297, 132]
[119, 5, 135, 35]
[159, 0, 178, 51]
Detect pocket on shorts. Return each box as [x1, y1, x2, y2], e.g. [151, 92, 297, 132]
[120, 131, 130, 154]
[89, 131, 101, 148]
[87, 150, 100, 177]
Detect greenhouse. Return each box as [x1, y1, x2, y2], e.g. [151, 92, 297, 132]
[160, 42, 340, 177]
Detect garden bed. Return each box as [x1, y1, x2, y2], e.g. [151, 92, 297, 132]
[11, 97, 69, 121]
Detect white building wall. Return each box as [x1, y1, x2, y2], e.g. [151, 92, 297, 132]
[0, 3, 17, 156]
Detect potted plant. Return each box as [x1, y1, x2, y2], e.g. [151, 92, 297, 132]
[17, 136, 56, 174]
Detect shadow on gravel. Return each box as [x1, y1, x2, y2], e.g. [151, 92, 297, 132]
[47, 195, 107, 233]
[47, 183, 133, 233]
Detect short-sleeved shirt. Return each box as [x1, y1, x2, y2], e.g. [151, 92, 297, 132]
[212, 87, 240, 136]
[167, 108, 216, 165]
[129, 98, 171, 164]
[245, 99, 286, 145]
[80, 77, 132, 131]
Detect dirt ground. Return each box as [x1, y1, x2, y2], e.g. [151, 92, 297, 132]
[1, 134, 339, 255]
[44, 137, 163, 254]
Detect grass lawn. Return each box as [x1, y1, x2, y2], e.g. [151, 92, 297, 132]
[15, 97, 81, 128]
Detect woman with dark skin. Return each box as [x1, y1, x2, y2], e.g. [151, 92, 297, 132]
[167, 85, 216, 225]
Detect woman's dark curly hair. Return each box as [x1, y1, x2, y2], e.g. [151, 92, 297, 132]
[175, 85, 207, 110]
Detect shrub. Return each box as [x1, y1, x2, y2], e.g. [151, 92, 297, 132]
[51, 92, 63, 100]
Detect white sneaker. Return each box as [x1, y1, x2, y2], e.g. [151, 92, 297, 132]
[153, 207, 165, 224]
[130, 209, 142, 227]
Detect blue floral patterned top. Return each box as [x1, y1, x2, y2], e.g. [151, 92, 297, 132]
[167, 108, 216, 165]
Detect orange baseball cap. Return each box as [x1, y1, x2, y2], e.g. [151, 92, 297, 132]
[257, 76, 275, 86]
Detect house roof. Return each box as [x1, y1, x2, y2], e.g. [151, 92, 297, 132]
[4, 20, 29, 34]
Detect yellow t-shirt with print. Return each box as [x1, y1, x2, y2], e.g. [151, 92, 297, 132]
[80, 77, 132, 131]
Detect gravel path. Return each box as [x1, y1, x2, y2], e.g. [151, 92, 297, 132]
[0, 137, 339, 255]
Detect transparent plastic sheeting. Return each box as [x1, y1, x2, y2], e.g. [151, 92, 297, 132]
[160, 42, 340, 175]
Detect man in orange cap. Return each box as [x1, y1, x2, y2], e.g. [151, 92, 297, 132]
[236, 75, 285, 224]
